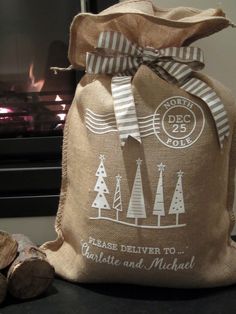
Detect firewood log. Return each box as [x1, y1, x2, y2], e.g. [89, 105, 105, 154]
[0, 230, 18, 270]
[0, 273, 7, 304]
[7, 234, 54, 300]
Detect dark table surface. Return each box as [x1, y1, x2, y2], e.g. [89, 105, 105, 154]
[1, 278, 236, 314]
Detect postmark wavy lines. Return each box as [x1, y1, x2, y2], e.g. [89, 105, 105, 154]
[85, 109, 160, 137]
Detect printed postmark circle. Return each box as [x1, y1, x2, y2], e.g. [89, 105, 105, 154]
[153, 96, 205, 149]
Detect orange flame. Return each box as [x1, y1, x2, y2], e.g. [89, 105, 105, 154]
[28, 63, 45, 92]
[55, 95, 66, 121]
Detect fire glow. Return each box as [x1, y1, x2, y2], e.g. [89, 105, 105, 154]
[0, 107, 13, 120]
[28, 63, 45, 92]
[55, 95, 66, 121]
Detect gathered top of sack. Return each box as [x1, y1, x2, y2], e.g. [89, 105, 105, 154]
[68, 0, 233, 69]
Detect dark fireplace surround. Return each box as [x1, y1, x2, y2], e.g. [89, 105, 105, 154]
[0, 0, 118, 218]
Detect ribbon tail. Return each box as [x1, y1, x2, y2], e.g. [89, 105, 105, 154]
[111, 76, 141, 147]
[180, 77, 230, 148]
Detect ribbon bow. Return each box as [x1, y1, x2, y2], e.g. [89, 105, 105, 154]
[86, 31, 230, 148]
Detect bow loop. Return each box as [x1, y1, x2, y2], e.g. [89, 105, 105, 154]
[158, 47, 205, 71]
[97, 31, 141, 57]
[156, 60, 193, 83]
[86, 31, 229, 148]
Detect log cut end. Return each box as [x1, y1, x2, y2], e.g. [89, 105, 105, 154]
[8, 258, 55, 299]
[0, 231, 18, 270]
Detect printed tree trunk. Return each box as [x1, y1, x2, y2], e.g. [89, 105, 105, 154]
[127, 158, 146, 225]
[7, 234, 54, 300]
[0, 273, 7, 304]
[0, 230, 18, 270]
[92, 155, 110, 217]
[153, 163, 166, 227]
[113, 175, 123, 221]
[169, 170, 185, 225]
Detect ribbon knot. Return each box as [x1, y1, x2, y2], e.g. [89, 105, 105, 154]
[141, 47, 160, 63]
[86, 31, 229, 148]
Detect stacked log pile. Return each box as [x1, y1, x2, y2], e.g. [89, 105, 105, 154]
[0, 230, 54, 304]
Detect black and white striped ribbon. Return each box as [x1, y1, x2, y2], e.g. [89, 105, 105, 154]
[111, 76, 141, 145]
[181, 78, 229, 146]
[86, 31, 229, 148]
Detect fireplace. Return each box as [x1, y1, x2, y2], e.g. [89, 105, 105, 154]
[0, 0, 118, 218]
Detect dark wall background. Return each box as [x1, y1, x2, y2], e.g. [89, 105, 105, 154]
[89, 0, 118, 13]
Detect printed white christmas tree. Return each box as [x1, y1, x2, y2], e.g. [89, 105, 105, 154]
[169, 170, 185, 225]
[92, 155, 110, 217]
[112, 175, 123, 221]
[127, 158, 146, 225]
[153, 163, 166, 227]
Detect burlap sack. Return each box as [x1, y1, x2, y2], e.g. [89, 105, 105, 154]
[42, 0, 236, 288]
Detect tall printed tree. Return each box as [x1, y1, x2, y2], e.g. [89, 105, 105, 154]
[127, 158, 146, 225]
[169, 170, 185, 225]
[113, 175, 123, 221]
[92, 155, 110, 217]
[153, 163, 166, 227]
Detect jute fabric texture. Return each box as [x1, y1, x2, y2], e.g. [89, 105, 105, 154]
[42, 0, 236, 288]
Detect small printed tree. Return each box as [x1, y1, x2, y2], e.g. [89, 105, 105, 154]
[92, 155, 110, 217]
[113, 175, 123, 221]
[153, 163, 166, 227]
[169, 170, 185, 225]
[127, 158, 146, 225]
